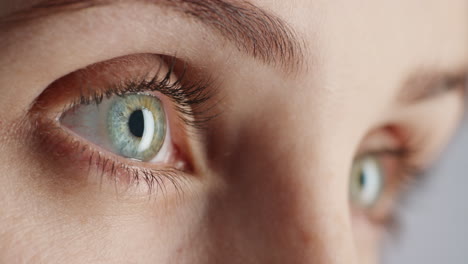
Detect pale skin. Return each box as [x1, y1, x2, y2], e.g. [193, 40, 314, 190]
[0, 0, 467, 263]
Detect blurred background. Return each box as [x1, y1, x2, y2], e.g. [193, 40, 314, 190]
[383, 116, 468, 264]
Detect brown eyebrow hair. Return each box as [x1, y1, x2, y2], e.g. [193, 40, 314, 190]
[400, 68, 468, 104]
[1, 0, 307, 74]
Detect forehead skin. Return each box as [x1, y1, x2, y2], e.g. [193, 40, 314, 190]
[0, 0, 466, 264]
[251, 0, 468, 146]
[266, 0, 467, 98]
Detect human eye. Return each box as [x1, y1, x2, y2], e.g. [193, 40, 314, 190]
[29, 54, 216, 194]
[349, 73, 467, 229]
[63, 93, 169, 163]
[349, 127, 434, 228]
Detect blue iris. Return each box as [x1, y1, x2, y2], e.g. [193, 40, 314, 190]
[107, 94, 166, 161]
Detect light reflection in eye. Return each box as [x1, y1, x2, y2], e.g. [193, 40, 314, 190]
[350, 156, 384, 208]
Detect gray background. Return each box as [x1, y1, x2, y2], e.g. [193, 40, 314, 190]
[383, 117, 468, 264]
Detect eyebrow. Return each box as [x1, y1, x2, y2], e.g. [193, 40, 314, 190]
[400, 69, 467, 104]
[1, 0, 306, 74]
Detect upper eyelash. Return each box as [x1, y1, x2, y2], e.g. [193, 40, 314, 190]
[373, 148, 427, 185]
[70, 56, 219, 131]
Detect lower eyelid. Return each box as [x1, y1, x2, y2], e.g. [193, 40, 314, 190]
[28, 113, 191, 196]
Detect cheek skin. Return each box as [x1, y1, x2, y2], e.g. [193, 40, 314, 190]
[0, 159, 201, 263]
[0, 76, 363, 264]
[352, 214, 383, 264]
[202, 76, 360, 262]
[0, 122, 206, 263]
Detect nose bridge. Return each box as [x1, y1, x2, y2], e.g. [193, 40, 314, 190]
[205, 114, 357, 263]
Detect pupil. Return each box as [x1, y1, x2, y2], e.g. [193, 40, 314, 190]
[128, 110, 145, 138]
[359, 171, 366, 188]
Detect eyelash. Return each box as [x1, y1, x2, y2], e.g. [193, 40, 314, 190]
[31, 56, 216, 195]
[376, 147, 425, 184]
[70, 57, 217, 131]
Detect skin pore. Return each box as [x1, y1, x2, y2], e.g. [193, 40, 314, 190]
[0, 0, 467, 263]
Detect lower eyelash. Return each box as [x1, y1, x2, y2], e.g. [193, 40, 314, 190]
[29, 116, 190, 197]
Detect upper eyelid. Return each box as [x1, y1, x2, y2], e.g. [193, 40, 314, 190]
[33, 53, 218, 130]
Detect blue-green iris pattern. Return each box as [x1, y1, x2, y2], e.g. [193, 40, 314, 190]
[107, 94, 166, 161]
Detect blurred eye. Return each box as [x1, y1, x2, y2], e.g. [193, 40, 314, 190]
[349, 135, 427, 226]
[350, 156, 384, 208]
[62, 93, 168, 162]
